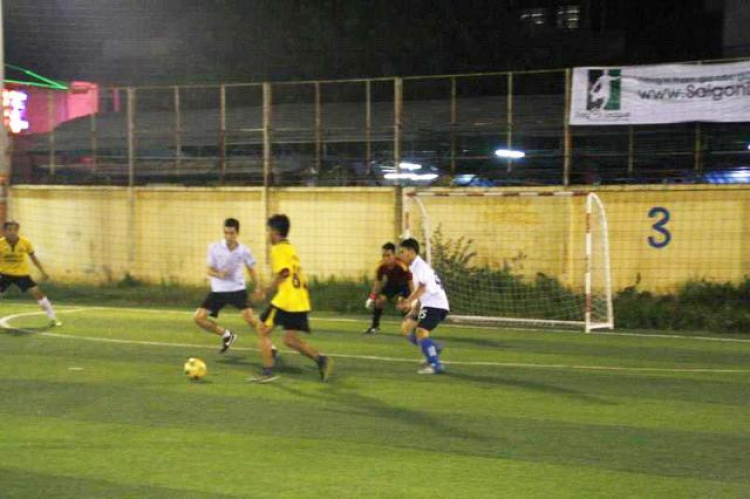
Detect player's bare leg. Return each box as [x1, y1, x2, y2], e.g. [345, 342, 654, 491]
[194, 308, 236, 353]
[193, 308, 226, 335]
[365, 295, 388, 335]
[243, 308, 279, 361]
[283, 330, 334, 381]
[29, 286, 60, 327]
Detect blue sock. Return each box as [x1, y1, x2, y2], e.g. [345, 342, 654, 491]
[419, 338, 440, 365]
[407, 332, 418, 346]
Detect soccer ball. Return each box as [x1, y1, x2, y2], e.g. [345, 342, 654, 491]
[184, 357, 207, 380]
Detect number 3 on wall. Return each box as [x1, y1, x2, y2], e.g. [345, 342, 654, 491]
[648, 207, 671, 249]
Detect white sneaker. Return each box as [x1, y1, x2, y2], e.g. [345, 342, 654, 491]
[220, 331, 237, 353]
[248, 374, 279, 384]
[417, 363, 445, 375]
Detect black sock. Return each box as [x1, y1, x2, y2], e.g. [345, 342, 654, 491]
[372, 308, 383, 328]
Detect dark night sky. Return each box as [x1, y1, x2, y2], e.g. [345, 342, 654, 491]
[4, 0, 730, 86]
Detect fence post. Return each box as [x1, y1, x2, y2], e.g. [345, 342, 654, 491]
[507, 72, 514, 172]
[450, 76, 457, 174]
[563, 69, 573, 187]
[365, 80, 372, 176]
[394, 77, 403, 177]
[262, 82, 273, 187]
[127, 87, 136, 187]
[173, 86, 182, 175]
[90, 111, 98, 174]
[219, 84, 227, 184]
[314, 81, 322, 182]
[48, 90, 56, 178]
[694, 123, 703, 176]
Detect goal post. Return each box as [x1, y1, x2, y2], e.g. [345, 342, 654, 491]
[404, 190, 614, 332]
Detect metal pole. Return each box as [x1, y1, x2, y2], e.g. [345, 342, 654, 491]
[0, 0, 8, 224]
[174, 86, 181, 174]
[262, 82, 273, 187]
[365, 80, 372, 175]
[127, 87, 136, 187]
[694, 122, 703, 175]
[48, 90, 56, 177]
[394, 77, 403, 175]
[314, 82, 322, 181]
[507, 72, 514, 173]
[450, 76, 457, 174]
[90, 112, 98, 174]
[563, 69, 572, 187]
[219, 84, 227, 184]
[627, 126, 635, 176]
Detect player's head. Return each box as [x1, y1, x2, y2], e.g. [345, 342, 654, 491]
[398, 238, 420, 264]
[3, 220, 20, 242]
[381, 242, 396, 264]
[267, 214, 290, 244]
[224, 218, 240, 245]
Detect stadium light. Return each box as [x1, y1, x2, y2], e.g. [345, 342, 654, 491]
[384, 173, 438, 181]
[495, 149, 525, 159]
[399, 162, 422, 171]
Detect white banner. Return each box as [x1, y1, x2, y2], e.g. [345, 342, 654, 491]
[570, 61, 750, 125]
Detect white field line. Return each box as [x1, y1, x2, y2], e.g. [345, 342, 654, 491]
[59, 304, 750, 344]
[1, 308, 749, 374]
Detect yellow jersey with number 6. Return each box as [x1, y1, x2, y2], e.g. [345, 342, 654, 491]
[0, 237, 35, 276]
[270, 240, 311, 312]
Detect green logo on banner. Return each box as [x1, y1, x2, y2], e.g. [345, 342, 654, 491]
[587, 69, 621, 111]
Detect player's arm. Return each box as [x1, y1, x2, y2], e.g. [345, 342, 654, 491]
[247, 264, 265, 303]
[28, 253, 49, 280]
[398, 282, 426, 312]
[207, 266, 228, 279]
[366, 271, 388, 309]
[262, 267, 290, 297]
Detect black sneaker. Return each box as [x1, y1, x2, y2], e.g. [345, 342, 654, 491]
[363, 327, 379, 335]
[317, 356, 335, 382]
[220, 331, 237, 353]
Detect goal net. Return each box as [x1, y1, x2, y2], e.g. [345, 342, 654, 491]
[405, 190, 613, 332]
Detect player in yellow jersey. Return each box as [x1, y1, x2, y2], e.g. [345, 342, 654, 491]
[0, 221, 61, 327]
[251, 214, 334, 383]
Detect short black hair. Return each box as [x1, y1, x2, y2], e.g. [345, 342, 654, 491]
[267, 214, 290, 237]
[381, 242, 396, 252]
[224, 218, 240, 232]
[3, 220, 19, 230]
[399, 238, 420, 254]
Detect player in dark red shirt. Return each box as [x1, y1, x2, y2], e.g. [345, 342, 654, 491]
[364, 242, 413, 335]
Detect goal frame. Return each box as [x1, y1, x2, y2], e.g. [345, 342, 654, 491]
[403, 190, 614, 333]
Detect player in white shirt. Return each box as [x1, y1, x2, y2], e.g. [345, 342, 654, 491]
[193, 218, 273, 354]
[396, 238, 449, 374]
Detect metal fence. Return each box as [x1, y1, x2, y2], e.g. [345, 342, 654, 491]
[11, 61, 750, 187]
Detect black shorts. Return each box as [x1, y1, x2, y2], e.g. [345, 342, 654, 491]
[200, 290, 249, 318]
[382, 283, 410, 300]
[0, 274, 37, 293]
[261, 305, 311, 333]
[414, 307, 449, 332]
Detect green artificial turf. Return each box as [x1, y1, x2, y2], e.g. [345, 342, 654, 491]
[1, 302, 749, 498]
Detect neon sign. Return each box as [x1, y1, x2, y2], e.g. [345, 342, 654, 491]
[2, 89, 30, 134]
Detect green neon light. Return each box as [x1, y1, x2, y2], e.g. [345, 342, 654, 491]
[4, 79, 67, 90]
[5, 64, 68, 90]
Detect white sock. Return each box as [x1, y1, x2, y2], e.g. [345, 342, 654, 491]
[38, 297, 56, 320]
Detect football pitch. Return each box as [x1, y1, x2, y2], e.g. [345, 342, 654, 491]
[1, 303, 749, 498]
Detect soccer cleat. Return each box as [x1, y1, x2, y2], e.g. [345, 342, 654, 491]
[220, 331, 237, 353]
[363, 327, 380, 335]
[318, 355, 335, 382]
[248, 373, 279, 384]
[417, 363, 445, 375]
[49, 319, 62, 328]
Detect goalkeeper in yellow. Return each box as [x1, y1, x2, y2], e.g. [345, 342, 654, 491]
[0, 221, 61, 327]
[252, 214, 334, 383]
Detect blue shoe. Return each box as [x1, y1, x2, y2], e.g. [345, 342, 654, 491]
[417, 363, 445, 375]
